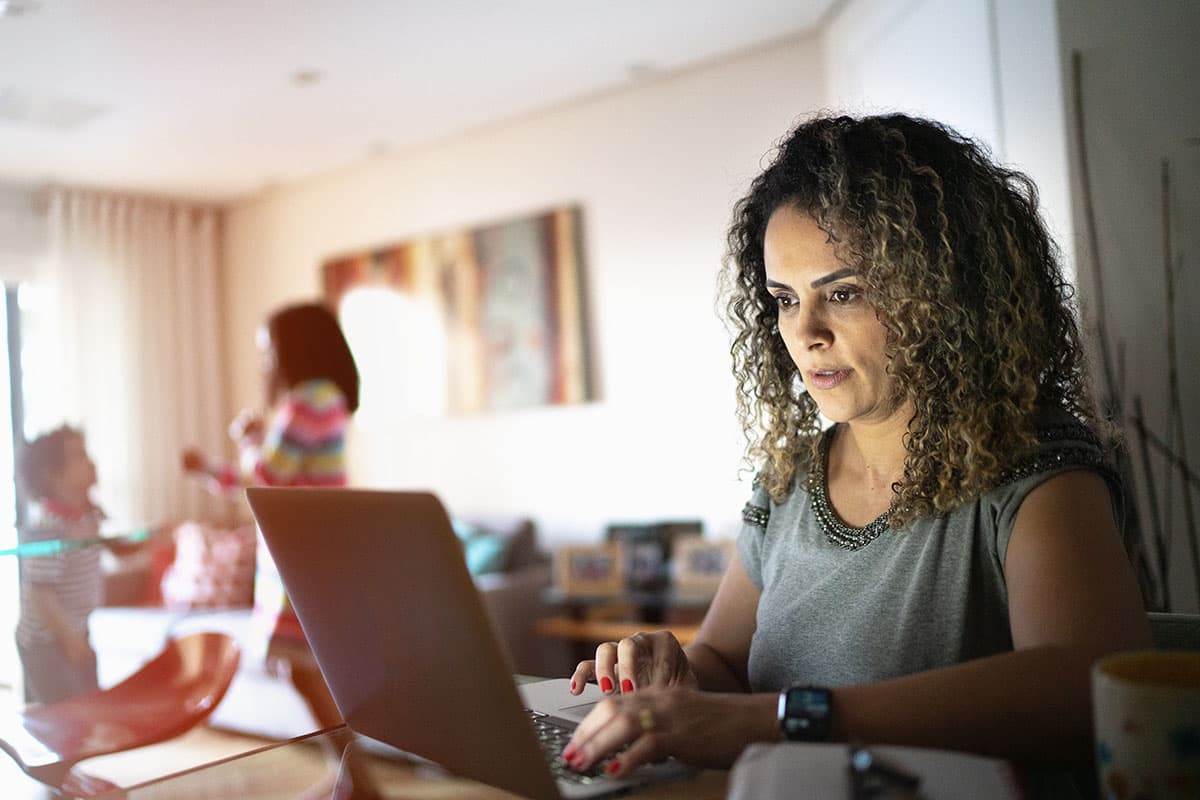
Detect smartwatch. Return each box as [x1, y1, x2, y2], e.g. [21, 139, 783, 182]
[777, 685, 834, 741]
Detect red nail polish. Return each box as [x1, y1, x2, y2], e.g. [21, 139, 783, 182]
[600, 676, 613, 693]
[570, 679, 577, 692]
[621, 678, 633, 693]
[562, 743, 577, 761]
[606, 760, 622, 775]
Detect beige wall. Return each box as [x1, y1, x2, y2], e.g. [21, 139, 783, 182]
[222, 1, 1085, 546]
[223, 37, 826, 541]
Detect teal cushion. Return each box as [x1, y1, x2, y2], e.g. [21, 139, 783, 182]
[452, 520, 511, 576]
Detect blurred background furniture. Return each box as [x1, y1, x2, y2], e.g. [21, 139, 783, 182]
[90, 515, 565, 740]
[0, 632, 238, 798]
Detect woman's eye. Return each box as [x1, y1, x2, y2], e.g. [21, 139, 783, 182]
[773, 294, 796, 308]
[829, 287, 860, 304]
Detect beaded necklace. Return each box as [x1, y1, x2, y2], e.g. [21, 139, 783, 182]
[807, 428, 891, 551]
[740, 422, 1112, 552]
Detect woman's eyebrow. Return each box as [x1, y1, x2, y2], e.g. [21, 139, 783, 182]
[810, 268, 856, 288]
[765, 279, 792, 291]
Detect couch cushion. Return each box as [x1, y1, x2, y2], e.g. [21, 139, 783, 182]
[453, 516, 542, 575]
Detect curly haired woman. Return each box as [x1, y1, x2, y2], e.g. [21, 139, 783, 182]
[561, 114, 1150, 793]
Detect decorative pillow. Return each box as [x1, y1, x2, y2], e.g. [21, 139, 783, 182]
[161, 521, 256, 609]
[452, 520, 513, 576]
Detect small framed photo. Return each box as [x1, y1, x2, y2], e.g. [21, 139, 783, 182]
[553, 542, 624, 597]
[606, 523, 669, 591]
[672, 537, 735, 594]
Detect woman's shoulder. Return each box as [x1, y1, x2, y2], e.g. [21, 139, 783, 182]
[739, 437, 825, 531]
[984, 409, 1115, 506]
[1005, 410, 1107, 476]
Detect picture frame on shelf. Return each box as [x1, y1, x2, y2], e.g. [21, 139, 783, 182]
[606, 523, 668, 591]
[672, 537, 735, 594]
[606, 519, 704, 592]
[553, 542, 624, 597]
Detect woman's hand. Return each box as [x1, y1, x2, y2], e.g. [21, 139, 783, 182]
[569, 631, 697, 696]
[562, 687, 777, 777]
[180, 447, 208, 474]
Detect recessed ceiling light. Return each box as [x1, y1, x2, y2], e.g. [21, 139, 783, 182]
[291, 69, 324, 87]
[626, 61, 658, 81]
[0, 87, 107, 131]
[0, 1, 39, 18]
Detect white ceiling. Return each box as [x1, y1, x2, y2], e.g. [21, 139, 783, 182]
[0, 0, 836, 202]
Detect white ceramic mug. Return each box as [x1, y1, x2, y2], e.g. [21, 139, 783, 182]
[1092, 649, 1200, 799]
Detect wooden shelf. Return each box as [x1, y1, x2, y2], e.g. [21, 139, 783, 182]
[533, 615, 702, 645]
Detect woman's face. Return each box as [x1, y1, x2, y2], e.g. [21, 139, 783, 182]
[763, 206, 906, 429]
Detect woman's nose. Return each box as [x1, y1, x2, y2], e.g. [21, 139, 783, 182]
[790, 304, 833, 350]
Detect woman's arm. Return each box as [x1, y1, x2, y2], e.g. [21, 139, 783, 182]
[685, 557, 759, 692]
[567, 470, 1152, 774]
[834, 469, 1150, 765]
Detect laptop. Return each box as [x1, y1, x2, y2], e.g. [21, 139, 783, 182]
[246, 487, 692, 800]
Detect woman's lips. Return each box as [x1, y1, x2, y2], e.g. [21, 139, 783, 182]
[807, 369, 850, 390]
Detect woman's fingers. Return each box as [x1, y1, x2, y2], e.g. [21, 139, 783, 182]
[606, 727, 662, 778]
[568, 660, 596, 694]
[594, 641, 620, 694]
[586, 632, 689, 698]
[565, 696, 665, 774]
[563, 696, 622, 768]
[616, 635, 644, 693]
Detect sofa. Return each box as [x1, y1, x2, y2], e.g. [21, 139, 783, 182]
[90, 515, 567, 741]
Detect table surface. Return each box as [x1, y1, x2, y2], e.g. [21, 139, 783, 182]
[0, 672, 727, 800]
[65, 725, 728, 800]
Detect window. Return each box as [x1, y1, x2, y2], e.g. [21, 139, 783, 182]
[0, 284, 23, 687]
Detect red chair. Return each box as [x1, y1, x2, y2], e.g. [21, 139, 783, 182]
[0, 632, 240, 796]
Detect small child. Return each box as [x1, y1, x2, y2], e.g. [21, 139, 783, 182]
[14, 425, 106, 704]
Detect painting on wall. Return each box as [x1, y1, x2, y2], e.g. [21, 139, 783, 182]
[322, 206, 595, 414]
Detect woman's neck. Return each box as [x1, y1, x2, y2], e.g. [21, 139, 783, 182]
[835, 415, 911, 493]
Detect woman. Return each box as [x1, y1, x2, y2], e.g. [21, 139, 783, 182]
[182, 302, 376, 797]
[562, 114, 1150, 788]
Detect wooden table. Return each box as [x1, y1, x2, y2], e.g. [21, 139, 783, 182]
[95, 725, 729, 799]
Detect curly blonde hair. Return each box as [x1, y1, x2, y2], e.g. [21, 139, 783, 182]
[721, 113, 1100, 527]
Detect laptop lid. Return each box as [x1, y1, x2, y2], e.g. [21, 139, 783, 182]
[247, 487, 562, 800]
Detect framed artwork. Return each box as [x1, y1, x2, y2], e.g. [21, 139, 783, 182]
[672, 538, 735, 594]
[322, 205, 595, 414]
[553, 542, 624, 597]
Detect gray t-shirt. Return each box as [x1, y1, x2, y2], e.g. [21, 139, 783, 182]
[737, 417, 1118, 692]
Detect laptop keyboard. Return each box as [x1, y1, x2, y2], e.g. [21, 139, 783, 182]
[528, 709, 607, 785]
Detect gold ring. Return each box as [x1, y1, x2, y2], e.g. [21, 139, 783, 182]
[639, 707, 655, 733]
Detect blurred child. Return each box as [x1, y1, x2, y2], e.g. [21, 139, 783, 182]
[14, 425, 106, 704]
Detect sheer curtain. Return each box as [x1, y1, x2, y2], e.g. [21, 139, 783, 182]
[24, 188, 229, 526]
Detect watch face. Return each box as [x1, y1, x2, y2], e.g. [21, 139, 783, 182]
[781, 686, 833, 740]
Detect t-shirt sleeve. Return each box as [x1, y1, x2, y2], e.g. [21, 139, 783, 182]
[991, 462, 1122, 572]
[737, 484, 771, 591]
